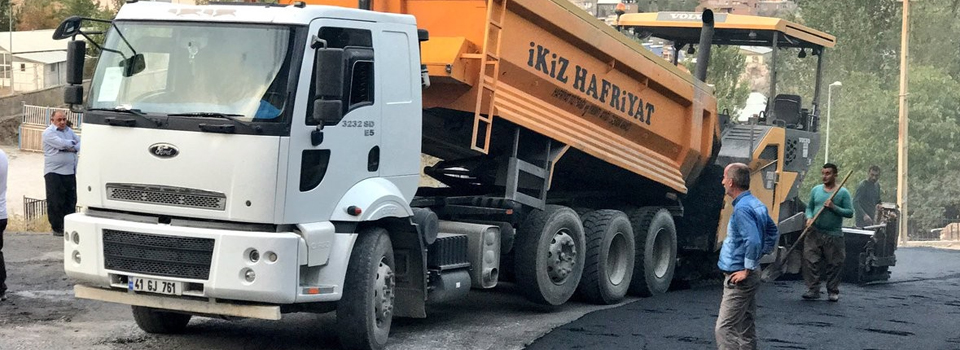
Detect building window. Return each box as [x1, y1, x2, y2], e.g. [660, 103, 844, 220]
[50, 64, 56, 72]
[20, 63, 25, 72]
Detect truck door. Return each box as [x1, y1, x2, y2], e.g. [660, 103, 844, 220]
[282, 20, 382, 223]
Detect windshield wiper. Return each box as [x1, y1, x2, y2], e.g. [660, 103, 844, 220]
[88, 107, 160, 127]
[169, 112, 260, 134]
[168, 112, 247, 123]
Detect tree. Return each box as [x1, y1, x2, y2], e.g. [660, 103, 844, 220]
[17, 0, 60, 31]
[789, 0, 960, 234]
[0, 0, 16, 32]
[684, 45, 751, 118]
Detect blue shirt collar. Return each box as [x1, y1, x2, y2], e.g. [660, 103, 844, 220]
[732, 191, 751, 206]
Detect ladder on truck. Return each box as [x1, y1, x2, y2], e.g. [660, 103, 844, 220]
[471, 0, 507, 154]
[467, 0, 558, 210]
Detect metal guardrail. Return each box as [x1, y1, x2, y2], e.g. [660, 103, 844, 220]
[21, 104, 83, 128]
[22, 195, 82, 221]
[23, 196, 47, 221]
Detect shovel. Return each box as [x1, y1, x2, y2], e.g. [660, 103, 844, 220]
[760, 170, 853, 282]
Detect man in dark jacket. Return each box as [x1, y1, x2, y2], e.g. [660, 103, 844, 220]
[853, 165, 881, 227]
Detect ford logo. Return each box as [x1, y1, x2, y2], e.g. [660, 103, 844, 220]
[149, 143, 179, 159]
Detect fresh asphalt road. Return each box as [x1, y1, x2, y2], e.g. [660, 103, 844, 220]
[528, 247, 960, 350]
[3, 231, 959, 350]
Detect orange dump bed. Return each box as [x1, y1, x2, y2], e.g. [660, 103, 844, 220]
[282, 0, 719, 193]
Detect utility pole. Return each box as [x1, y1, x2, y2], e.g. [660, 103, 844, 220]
[897, 0, 910, 244]
[7, 3, 12, 96]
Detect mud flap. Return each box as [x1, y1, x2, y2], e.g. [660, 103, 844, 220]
[390, 229, 427, 318]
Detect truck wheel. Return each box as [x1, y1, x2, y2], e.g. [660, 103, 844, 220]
[628, 208, 677, 297]
[131, 306, 191, 334]
[337, 227, 395, 350]
[515, 205, 586, 306]
[577, 210, 635, 304]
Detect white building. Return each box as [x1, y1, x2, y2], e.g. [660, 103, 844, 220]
[0, 29, 69, 92]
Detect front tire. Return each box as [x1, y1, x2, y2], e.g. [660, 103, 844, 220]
[515, 205, 586, 306]
[337, 227, 395, 350]
[131, 306, 191, 334]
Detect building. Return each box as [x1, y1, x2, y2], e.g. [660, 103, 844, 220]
[697, 0, 796, 16]
[696, 0, 760, 15]
[0, 29, 69, 93]
[596, 0, 642, 18]
[757, 0, 797, 16]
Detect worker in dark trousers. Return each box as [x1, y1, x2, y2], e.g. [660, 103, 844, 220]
[42, 110, 80, 237]
[854, 165, 882, 227]
[802, 163, 854, 302]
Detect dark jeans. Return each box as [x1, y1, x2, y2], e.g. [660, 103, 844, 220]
[1, 218, 7, 295]
[44, 173, 77, 234]
[802, 228, 846, 294]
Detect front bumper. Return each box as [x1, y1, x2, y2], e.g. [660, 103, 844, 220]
[64, 213, 302, 304]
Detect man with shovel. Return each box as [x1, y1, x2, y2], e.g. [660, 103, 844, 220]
[802, 163, 854, 302]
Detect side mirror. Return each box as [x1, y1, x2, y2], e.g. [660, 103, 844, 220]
[122, 53, 146, 77]
[312, 100, 342, 126]
[64, 85, 84, 105]
[311, 47, 345, 125]
[315, 48, 344, 99]
[53, 16, 84, 40]
[66, 40, 85, 84]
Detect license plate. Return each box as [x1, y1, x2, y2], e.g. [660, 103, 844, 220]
[129, 277, 182, 296]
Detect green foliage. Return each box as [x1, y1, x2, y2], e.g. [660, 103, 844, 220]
[789, 0, 960, 232]
[684, 45, 751, 116]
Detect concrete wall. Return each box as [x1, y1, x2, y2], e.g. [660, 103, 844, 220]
[0, 81, 89, 119]
[0, 82, 89, 144]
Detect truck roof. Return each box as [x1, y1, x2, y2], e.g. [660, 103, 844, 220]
[617, 12, 835, 49]
[115, 1, 416, 26]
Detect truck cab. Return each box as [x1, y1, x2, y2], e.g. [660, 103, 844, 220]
[58, 3, 425, 348]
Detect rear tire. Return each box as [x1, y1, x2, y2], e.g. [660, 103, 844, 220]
[337, 227, 395, 350]
[131, 306, 191, 334]
[628, 208, 678, 297]
[515, 205, 586, 306]
[577, 210, 635, 304]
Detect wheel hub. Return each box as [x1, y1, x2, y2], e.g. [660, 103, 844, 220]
[374, 258, 395, 328]
[547, 229, 578, 284]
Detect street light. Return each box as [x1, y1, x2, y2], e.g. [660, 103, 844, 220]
[825, 81, 842, 163]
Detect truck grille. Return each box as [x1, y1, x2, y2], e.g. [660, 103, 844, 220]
[106, 183, 226, 210]
[102, 229, 215, 280]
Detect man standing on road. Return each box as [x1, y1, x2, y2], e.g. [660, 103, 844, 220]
[802, 163, 854, 302]
[715, 163, 780, 350]
[42, 110, 80, 237]
[854, 165, 882, 228]
[1, 148, 8, 301]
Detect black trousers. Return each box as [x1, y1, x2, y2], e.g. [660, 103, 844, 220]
[1, 218, 7, 295]
[44, 173, 77, 234]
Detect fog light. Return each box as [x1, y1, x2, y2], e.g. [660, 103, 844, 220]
[248, 249, 260, 263]
[242, 268, 256, 283]
[266, 251, 277, 263]
[72, 250, 82, 264]
[72, 231, 80, 245]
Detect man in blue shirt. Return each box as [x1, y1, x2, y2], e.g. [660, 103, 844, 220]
[42, 110, 80, 237]
[715, 163, 779, 350]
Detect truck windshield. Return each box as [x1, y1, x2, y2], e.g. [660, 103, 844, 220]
[89, 21, 294, 122]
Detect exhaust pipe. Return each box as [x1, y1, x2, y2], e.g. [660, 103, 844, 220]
[695, 10, 715, 82]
